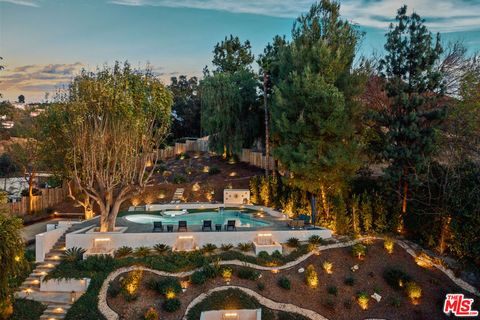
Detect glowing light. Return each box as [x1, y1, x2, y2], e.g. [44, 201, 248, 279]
[94, 238, 111, 242]
[131, 197, 140, 206]
[192, 182, 200, 192]
[357, 295, 369, 310]
[165, 289, 176, 299]
[224, 313, 238, 318]
[384, 239, 394, 254]
[53, 307, 64, 313]
[258, 233, 272, 237]
[203, 166, 209, 173]
[229, 171, 237, 177]
[305, 265, 318, 288]
[31, 280, 40, 285]
[180, 280, 189, 289]
[322, 261, 333, 274]
[158, 192, 165, 199]
[178, 236, 194, 239]
[15, 256, 21, 262]
[271, 269, 279, 274]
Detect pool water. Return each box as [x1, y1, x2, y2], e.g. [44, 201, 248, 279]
[124, 210, 270, 227]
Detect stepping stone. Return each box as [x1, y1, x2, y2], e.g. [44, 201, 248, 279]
[371, 292, 382, 302]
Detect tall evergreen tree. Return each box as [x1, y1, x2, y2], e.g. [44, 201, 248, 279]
[212, 35, 254, 73]
[168, 75, 201, 139]
[271, 0, 364, 222]
[377, 6, 445, 229]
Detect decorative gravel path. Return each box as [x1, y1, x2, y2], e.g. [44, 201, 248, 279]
[97, 236, 479, 320]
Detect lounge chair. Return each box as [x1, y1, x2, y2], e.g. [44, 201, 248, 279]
[153, 221, 164, 232]
[287, 220, 297, 229]
[225, 220, 236, 231]
[202, 220, 212, 231]
[178, 220, 188, 232]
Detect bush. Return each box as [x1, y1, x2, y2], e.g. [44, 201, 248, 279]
[322, 261, 333, 274]
[208, 166, 220, 175]
[162, 298, 181, 312]
[237, 268, 259, 281]
[202, 264, 219, 279]
[221, 267, 233, 281]
[62, 247, 86, 262]
[190, 271, 207, 285]
[258, 251, 270, 260]
[107, 280, 121, 298]
[121, 270, 143, 301]
[154, 277, 182, 297]
[357, 291, 369, 310]
[351, 243, 367, 259]
[79, 255, 115, 272]
[383, 267, 412, 290]
[257, 282, 265, 291]
[278, 276, 291, 290]
[134, 246, 151, 258]
[308, 235, 322, 245]
[305, 264, 318, 288]
[344, 276, 355, 286]
[153, 243, 170, 255]
[220, 244, 234, 251]
[384, 239, 394, 254]
[144, 307, 159, 320]
[10, 299, 46, 320]
[202, 243, 217, 254]
[114, 246, 133, 258]
[173, 174, 187, 184]
[405, 281, 422, 300]
[327, 285, 338, 296]
[389, 296, 401, 307]
[286, 237, 300, 248]
[237, 242, 253, 252]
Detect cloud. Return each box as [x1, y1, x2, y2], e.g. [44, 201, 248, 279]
[0, 0, 41, 7]
[109, 0, 480, 32]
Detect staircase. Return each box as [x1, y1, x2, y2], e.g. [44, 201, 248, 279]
[16, 223, 86, 320]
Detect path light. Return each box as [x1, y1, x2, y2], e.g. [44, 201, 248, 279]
[15, 255, 21, 262]
[131, 197, 140, 206]
[192, 182, 200, 192]
[271, 268, 279, 274]
[158, 192, 165, 199]
[203, 166, 209, 173]
[229, 171, 237, 177]
[180, 280, 189, 292]
[223, 312, 238, 319]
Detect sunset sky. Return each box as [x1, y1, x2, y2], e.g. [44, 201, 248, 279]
[1, 0, 480, 102]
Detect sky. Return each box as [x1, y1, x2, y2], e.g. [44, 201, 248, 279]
[0, 0, 480, 102]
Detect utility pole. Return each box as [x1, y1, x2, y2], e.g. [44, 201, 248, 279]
[263, 71, 270, 177]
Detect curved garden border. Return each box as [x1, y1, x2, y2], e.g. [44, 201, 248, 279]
[97, 237, 479, 320]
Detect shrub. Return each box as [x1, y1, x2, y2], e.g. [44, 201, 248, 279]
[344, 276, 355, 286]
[121, 270, 143, 301]
[352, 243, 367, 259]
[162, 298, 181, 312]
[271, 250, 283, 259]
[383, 267, 412, 290]
[202, 243, 217, 254]
[107, 280, 121, 298]
[190, 271, 207, 285]
[221, 267, 233, 281]
[134, 246, 151, 258]
[384, 239, 394, 254]
[305, 264, 318, 288]
[405, 281, 422, 300]
[357, 291, 369, 310]
[257, 282, 265, 291]
[308, 235, 322, 245]
[237, 268, 259, 281]
[154, 277, 182, 297]
[286, 237, 300, 248]
[237, 242, 253, 252]
[322, 261, 333, 274]
[258, 251, 270, 260]
[208, 165, 220, 175]
[220, 244, 234, 251]
[114, 246, 133, 258]
[153, 243, 171, 255]
[173, 174, 187, 184]
[278, 276, 291, 290]
[80, 255, 115, 272]
[144, 307, 159, 320]
[62, 247, 86, 262]
[327, 285, 338, 296]
[202, 264, 219, 279]
[184, 166, 195, 175]
[389, 296, 401, 307]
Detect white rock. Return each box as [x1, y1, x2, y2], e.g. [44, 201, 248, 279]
[371, 292, 382, 302]
[351, 264, 359, 272]
[298, 268, 305, 273]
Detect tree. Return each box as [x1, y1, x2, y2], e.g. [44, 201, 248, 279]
[212, 35, 254, 73]
[201, 70, 261, 157]
[17, 95, 25, 104]
[271, 0, 365, 222]
[52, 62, 172, 232]
[0, 192, 26, 319]
[168, 76, 201, 139]
[377, 6, 445, 227]
[0, 57, 3, 98]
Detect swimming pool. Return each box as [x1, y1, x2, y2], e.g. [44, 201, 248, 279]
[124, 210, 270, 227]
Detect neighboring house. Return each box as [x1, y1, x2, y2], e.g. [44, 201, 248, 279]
[1, 121, 14, 129]
[0, 115, 7, 120]
[12, 102, 26, 110]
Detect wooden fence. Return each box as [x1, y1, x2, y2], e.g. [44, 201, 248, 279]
[7, 185, 68, 217]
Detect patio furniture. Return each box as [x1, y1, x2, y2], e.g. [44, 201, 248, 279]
[178, 220, 188, 232]
[83, 238, 114, 259]
[225, 220, 236, 231]
[152, 221, 164, 232]
[252, 234, 282, 255]
[298, 214, 311, 224]
[202, 220, 212, 231]
[215, 224, 222, 231]
[167, 224, 174, 232]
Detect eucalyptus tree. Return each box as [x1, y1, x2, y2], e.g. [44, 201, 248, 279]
[271, 0, 365, 223]
[52, 62, 172, 232]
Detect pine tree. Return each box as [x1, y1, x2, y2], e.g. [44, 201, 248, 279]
[377, 6, 445, 229]
[373, 193, 388, 233]
[351, 195, 361, 236]
[334, 196, 351, 235]
[361, 193, 373, 234]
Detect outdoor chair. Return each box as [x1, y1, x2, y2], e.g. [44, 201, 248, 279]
[225, 220, 236, 231]
[178, 220, 188, 232]
[202, 220, 212, 231]
[152, 221, 164, 232]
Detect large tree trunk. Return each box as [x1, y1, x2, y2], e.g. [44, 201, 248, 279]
[28, 171, 36, 214]
[402, 180, 408, 214]
[99, 197, 124, 232]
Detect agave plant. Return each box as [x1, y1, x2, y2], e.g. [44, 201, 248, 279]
[114, 246, 133, 258]
[153, 243, 171, 255]
[202, 243, 217, 254]
[286, 237, 300, 248]
[134, 246, 151, 258]
[308, 235, 322, 245]
[62, 247, 86, 262]
[220, 244, 234, 251]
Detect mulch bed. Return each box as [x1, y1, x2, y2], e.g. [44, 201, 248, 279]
[107, 240, 479, 320]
